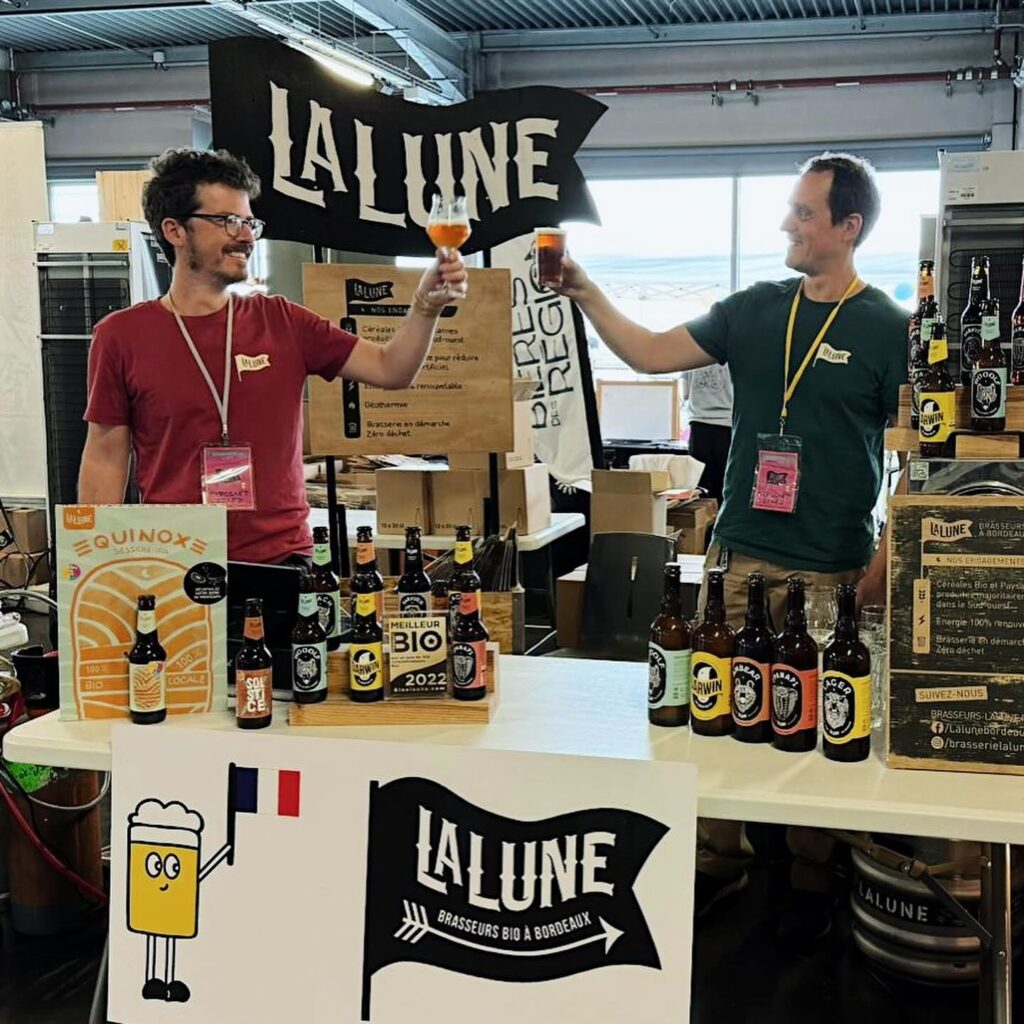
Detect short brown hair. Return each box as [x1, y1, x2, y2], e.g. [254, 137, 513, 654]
[799, 151, 880, 248]
[142, 148, 261, 264]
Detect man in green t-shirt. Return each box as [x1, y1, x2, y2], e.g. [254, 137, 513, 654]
[557, 152, 908, 937]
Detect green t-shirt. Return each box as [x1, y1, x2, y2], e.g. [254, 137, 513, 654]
[687, 278, 908, 573]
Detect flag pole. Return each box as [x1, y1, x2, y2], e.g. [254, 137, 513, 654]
[226, 762, 238, 867]
[361, 779, 379, 1021]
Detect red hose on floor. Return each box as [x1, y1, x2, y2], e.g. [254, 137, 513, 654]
[0, 777, 109, 906]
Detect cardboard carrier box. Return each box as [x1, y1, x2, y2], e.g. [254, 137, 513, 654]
[56, 504, 228, 721]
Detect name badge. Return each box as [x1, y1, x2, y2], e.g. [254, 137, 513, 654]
[201, 444, 256, 511]
[751, 434, 802, 515]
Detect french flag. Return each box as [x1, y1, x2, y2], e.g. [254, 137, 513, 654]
[230, 764, 301, 818]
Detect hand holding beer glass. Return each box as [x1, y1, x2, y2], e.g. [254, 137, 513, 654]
[425, 194, 470, 301]
[534, 227, 567, 290]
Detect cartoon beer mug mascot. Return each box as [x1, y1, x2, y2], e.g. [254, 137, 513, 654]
[127, 799, 232, 1002]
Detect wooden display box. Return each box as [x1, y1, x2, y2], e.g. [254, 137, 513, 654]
[339, 577, 525, 654]
[896, 382, 1024, 433]
[888, 494, 1024, 776]
[288, 642, 500, 725]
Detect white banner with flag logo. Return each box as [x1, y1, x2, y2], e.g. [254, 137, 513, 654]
[492, 234, 595, 486]
[108, 724, 696, 1023]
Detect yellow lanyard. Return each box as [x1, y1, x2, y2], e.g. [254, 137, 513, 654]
[780, 275, 861, 434]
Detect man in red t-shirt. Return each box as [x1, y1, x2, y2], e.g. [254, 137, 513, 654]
[80, 148, 466, 564]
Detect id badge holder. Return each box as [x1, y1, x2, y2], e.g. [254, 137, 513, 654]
[751, 433, 802, 514]
[201, 443, 256, 511]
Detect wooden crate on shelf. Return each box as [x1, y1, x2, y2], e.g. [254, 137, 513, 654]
[339, 577, 524, 654]
[288, 642, 500, 726]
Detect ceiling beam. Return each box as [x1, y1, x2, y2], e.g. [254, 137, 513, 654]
[213, 0, 466, 100]
[472, 10, 1024, 53]
[0, 0, 204, 12]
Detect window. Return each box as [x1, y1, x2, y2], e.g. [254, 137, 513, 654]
[48, 181, 100, 223]
[567, 178, 732, 377]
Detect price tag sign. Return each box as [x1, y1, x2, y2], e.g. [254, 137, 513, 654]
[387, 615, 448, 699]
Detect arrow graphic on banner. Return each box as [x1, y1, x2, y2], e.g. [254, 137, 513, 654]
[394, 901, 625, 957]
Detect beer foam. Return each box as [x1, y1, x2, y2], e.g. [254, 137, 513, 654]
[129, 798, 204, 834]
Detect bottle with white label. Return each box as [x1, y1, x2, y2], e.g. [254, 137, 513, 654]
[235, 597, 273, 729]
[292, 573, 328, 704]
[970, 297, 1007, 432]
[311, 526, 341, 651]
[128, 594, 166, 724]
[648, 563, 691, 727]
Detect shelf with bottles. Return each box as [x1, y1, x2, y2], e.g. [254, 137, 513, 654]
[288, 641, 501, 726]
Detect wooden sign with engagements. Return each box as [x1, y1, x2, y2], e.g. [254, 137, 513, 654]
[888, 494, 1024, 775]
[304, 264, 514, 456]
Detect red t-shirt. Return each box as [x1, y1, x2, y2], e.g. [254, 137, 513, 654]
[85, 294, 356, 563]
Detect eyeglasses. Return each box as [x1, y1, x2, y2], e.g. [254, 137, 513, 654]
[185, 213, 265, 240]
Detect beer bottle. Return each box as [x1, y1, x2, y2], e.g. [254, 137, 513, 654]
[822, 583, 871, 763]
[311, 526, 341, 651]
[292, 573, 328, 704]
[917, 317, 956, 457]
[1011, 257, 1024, 387]
[349, 592, 384, 703]
[690, 570, 734, 737]
[451, 589, 490, 701]
[234, 597, 273, 729]
[449, 525, 482, 633]
[396, 526, 432, 614]
[732, 573, 773, 743]
[431, 579, 450, 618]
[350, 525, 385, 622]
[771, 577, 818, 753]
[970, 297, 1007, 432]
[960, 255, 990, 385]
[128, 594, 167, 724]
[648, 563, 691, 728]
[908, 260, 937, 429]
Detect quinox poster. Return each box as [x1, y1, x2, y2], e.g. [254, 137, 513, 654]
[108, 727, 697, 1023]
[209, 38, 605, 257]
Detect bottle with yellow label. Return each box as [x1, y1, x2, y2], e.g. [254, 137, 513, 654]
[449, 525, 482, 634]
[822, 583, 871, 762]
[349, 592, 384, 703]
[691, 570, 735, 737]
[916, 315, 956, 458]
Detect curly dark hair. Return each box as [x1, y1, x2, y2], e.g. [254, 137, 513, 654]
[799, 151, 880, 248]
[142, 148, 262, 264]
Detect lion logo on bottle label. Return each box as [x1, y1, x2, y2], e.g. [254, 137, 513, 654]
[822, 675, 854, 740]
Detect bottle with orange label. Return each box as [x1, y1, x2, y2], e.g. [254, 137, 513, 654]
[690, 570, 735, 737]
[128, 594, 167, 725]
[732, 573, 773, 743]
[771, 577, 818, 753]
[350, 525, 385, 622]
[451, 589, 489, 700]
[234, 597, 273, 729]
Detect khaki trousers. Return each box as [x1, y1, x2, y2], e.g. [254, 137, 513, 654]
[695, 542, 863, 890]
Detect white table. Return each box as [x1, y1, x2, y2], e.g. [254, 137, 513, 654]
[308, 508, 584, 553]
[8, 656, 1016, 1021]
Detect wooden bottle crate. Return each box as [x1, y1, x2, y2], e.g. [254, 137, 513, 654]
[288, 641, 500, 726]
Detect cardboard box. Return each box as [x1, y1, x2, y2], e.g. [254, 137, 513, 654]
[591, 470, 668, 536]
[0, 550, 49, 587]
[430, 470, 490, 535]
[375, 467, 435, 534]
[1, 507, 48, 554]
[499, 464, 551, 535]
[448, 390, 535, 471]
[56, 504, 228, 721]
[667, 498, 718, 555]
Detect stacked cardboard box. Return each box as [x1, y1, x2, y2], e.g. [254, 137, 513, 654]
[0, 507, 49, 586]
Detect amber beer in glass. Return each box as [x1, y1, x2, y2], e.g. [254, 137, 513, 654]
[534, 228, 566, 289]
